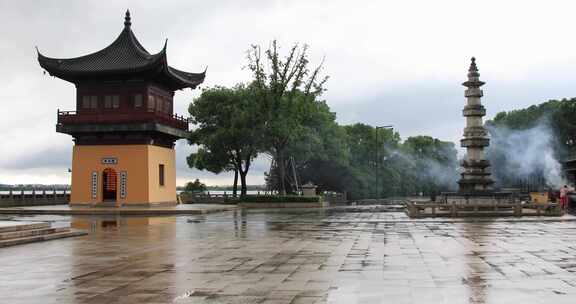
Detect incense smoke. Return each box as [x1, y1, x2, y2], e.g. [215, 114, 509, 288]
[486, 121, 566, 189]
[419, 155, 459, 190]
[386, 145, 459, 191]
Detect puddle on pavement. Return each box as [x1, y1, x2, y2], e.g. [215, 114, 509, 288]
[71, 216, 177, 232]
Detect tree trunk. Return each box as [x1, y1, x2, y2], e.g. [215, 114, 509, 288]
[232, 169, 238, 197]
[277, 149, 286, 195]
[240, 171, 248, 196]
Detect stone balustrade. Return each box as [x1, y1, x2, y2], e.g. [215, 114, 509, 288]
[0, 190, 70, 207]
[406, 201, 563, 218]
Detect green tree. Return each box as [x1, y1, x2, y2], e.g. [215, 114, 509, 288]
[273, 97, 351, 193]
[184, 179, 207, 193]
[247, 40, 328, 194]
[187, 146, 236, 193]
[343, 123, 402, 199]
[188, 85, 262, 196]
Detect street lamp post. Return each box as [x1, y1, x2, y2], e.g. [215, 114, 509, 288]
[375, 125, 393, 199]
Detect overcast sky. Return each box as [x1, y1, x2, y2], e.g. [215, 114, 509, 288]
[1, 0, 576, 186]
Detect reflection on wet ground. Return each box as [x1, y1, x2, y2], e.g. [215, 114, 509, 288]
[1, 208, 576, 303]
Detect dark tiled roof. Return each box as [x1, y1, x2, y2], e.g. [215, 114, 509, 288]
[168, 66, 207, 85]
[38, 27, 165, 74]
[37, 11, 205, 90]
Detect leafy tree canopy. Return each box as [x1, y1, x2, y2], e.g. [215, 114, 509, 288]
[184, 179, 207, 193]
[187, 84, 262, 196]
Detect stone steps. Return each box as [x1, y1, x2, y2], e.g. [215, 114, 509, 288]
[0, 221, 87, 248]
[0, 226, 71, 240]
[0, 222, 50, 233]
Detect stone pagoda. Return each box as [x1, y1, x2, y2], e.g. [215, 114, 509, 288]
[458, 57, 494, 193]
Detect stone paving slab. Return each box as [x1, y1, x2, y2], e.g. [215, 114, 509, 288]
[202, 206, 576, 223]
[0, 204, 238, 216]
[2, 209, 576, 303]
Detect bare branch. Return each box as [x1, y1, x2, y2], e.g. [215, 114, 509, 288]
[305, 55, 325, 95]
[279, 43, 299, 94]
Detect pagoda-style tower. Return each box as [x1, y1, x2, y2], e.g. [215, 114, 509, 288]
[458, 57, 494, 193]
[38, 11, 205, 206]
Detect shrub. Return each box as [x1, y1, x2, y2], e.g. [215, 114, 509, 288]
[240, 195, 321, 203]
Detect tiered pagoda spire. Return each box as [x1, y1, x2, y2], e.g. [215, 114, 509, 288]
[458, 57, 494, 193]
[124, 9, 131, 27]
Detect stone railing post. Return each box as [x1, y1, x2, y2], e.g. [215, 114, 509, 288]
[406, 202, 415, 217]
[514, 202, 522, 216]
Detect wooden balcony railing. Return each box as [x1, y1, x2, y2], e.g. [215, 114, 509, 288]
[57, 110, 189, 131]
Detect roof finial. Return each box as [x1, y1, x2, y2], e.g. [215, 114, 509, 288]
[469, 56, 478, 72]
[124, 10, 131, 27]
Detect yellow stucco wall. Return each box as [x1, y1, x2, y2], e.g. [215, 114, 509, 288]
[147, 145, 177, 203]
[70, 144, 176, 205]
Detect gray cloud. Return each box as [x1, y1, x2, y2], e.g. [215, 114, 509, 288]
[2, 0, 576, 185]
[0, 145, 70, 170]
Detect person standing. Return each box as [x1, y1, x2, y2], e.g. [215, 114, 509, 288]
[560, 185, 573, 211]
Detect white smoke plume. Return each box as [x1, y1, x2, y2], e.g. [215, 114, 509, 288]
[385, 146, 459, 191]
[486, 121, 566, 189]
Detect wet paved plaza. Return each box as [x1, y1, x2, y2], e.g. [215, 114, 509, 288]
[2, 208, 576, 303]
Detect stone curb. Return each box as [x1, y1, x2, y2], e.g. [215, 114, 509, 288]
[0, 206, 238, 216]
